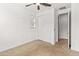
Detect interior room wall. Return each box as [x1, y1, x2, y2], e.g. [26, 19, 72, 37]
[0, 3, 36, 51]
[54, 9, 58, 42]
[52, 3, 71, 10]
[36, 7, 55, 44]
[71, 3, 79, 51]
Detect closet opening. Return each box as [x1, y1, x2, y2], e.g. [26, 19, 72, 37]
[57, 10, 71, 49]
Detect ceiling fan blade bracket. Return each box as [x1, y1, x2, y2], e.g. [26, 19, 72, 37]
[37, 5, 40, 10]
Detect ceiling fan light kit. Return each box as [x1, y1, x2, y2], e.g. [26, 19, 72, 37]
[25, 3, 52, 10]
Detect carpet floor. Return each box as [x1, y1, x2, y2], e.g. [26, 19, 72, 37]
[0, 40, 79, 56]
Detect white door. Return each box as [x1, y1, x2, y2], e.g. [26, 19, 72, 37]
[37, 8, 55, 44]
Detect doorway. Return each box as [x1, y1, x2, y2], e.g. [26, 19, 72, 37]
[58, 12, 71, 49]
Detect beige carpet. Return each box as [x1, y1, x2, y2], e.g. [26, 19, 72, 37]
[0, 40, 79, 56]
[55, 39, 68, 49]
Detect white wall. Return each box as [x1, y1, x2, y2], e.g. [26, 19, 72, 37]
[0, 3, 36, 51]
[37, 7, 55, 44]
[58, 13, 68, 39]
[52, 3, 71, 10]
[71, 3, 79, 51]
[54, 9, 58, 42]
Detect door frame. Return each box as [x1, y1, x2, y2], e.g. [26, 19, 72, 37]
[68, 10, 71, 48]
[57, 8, 71, 49]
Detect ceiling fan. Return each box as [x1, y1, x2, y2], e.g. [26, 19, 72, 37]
[25, 3, 51, 10]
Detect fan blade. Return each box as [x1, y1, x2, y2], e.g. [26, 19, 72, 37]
[25, 4, 32, 7]
[40, 3, 51, 7]
[37, 5, 40, 10]
[25, 3, 36, 7]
